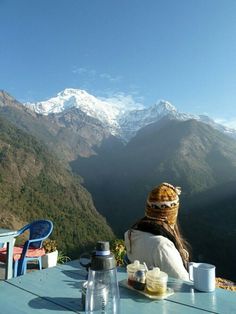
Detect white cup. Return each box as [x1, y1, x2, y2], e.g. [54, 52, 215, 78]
[189, 262, 215, 292]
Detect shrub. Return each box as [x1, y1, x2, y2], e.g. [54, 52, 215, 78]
[111, 239, 126, 266]
[43, 239, 57, 253]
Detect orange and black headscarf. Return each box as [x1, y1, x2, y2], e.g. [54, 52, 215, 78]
[145, 182, 181, 227]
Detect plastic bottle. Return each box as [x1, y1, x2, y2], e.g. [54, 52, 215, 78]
[85, 241, 120, 314]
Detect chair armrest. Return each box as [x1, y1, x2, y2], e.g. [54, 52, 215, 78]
[28, 236, 50, 243]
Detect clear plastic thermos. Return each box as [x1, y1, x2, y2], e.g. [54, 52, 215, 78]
[85, 241, 120, 314]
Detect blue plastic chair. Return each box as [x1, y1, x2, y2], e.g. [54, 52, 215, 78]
[0, 220, 53, 277]
[16, 220, 53, 276]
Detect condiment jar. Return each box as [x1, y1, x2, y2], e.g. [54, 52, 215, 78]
[146, 268, 168, 295]
[126, 260, 140, 286]
[133, 269, 146, 291]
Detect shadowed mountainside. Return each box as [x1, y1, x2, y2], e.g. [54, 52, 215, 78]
[182, 181, 236, 281]
[71, 118, 236, 232]
[71, 118, 236, 279]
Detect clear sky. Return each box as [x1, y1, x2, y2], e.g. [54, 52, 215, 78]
[1, 0, 236, 126]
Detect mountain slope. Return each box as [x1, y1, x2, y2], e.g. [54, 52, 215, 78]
[71, 118, 236, 233]
[182, 181, 236, 281]
[71, 118, 236, 279]
[46, 106, 120, 158]
[0, 90, 57, 144]
[0, 114, 114, 257]
[0, 90, 119, 160]
[125, 118, 236, 193]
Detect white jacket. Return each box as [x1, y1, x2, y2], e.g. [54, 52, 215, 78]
[124, 229, 189, 281]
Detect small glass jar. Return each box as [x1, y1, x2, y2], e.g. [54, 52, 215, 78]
[146, 268, 168, 295]
[126, 260, 147, 287]
[133, 269, 146, 291]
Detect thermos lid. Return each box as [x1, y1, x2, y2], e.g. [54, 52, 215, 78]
[96, 241, 110, 253]
[91, 241, 116, 271]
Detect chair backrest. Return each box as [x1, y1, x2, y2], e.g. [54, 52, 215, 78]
[17, 220, 53, 249]
[16, 220, 53, 276]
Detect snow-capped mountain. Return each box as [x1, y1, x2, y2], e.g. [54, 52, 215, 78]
[25, 88, 143, 137]
[25, 88, 236, 141]
[25, 88, 124, 135]
[118, 100, 200, 140]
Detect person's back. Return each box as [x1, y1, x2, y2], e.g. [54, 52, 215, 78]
[124, 182, 190, 281]
[125, 229, 189, 280]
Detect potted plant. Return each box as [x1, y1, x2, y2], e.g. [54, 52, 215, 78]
[42, 239, 58, 268]
[111, 239, 126, 266]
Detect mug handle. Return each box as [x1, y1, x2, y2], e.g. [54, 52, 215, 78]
[188, 262, 194, 281]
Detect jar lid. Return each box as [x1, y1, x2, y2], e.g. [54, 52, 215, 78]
[148, 267, 160, 275]
[146, 269, 168, 282]
[146, 267, 161, 279]
[127, 260, 140, 272]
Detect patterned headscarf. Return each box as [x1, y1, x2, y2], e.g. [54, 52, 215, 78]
[145, 182, 181, 227]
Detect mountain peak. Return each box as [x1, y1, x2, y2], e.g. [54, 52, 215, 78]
[24, 88, 236, 142]
[25, 88, 127, 136]
[0, 90, 17, 102]
[57, 88, 89, 98]
[25, 88, 106, 115]
[156, 100, 177, 112]
[150, 100, 177, 117]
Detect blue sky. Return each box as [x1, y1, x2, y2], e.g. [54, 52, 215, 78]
[1, 0, 236, 126]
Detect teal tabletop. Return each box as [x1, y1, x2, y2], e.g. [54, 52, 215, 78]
[0, 259, 235, 313]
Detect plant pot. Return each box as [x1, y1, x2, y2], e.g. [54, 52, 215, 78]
[42, 250, 58, 268]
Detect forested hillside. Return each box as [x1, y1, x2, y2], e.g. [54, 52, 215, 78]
[0, 115, 114, 257]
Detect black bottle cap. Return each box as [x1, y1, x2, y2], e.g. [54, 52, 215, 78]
[90, 241, 116, 271]
[96, 241, 110, 252]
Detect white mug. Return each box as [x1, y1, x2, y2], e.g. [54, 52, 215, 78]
[189, 262, 215, 292]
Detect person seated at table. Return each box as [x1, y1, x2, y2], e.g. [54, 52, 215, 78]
[124, 182, 190, 281]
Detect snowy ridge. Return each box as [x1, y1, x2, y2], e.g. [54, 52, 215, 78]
[25, 89, 126, 135]
[117, 100, 211, 140]
[25, 88, 236, 141]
